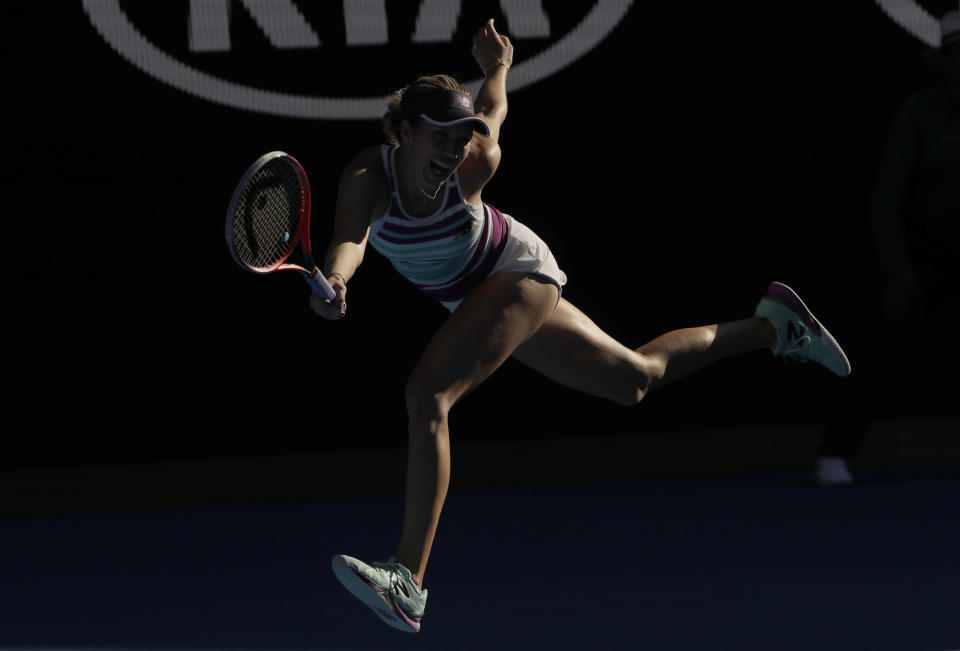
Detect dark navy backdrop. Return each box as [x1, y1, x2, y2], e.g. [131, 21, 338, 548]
[9, 1, 956, 469]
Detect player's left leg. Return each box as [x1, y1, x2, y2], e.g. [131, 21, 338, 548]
[514, 282, 850, 404]
[512, 298, 776, 405]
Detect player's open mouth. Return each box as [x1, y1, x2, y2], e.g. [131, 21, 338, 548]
[428, 160, 454, 180]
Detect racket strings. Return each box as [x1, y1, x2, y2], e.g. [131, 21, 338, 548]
[232, 160, 304, 269]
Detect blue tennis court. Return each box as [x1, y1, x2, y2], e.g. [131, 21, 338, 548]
[1, 425, 957, 650]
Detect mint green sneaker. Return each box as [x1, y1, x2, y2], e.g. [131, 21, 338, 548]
[755, 281, 851, 377]
[331, 554, 427, 633]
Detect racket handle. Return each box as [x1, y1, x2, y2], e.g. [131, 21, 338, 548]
[304, 268, 336, 300]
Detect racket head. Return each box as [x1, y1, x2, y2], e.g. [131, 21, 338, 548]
[225, 151, 313, 275]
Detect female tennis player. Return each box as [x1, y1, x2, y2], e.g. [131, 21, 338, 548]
[318, 19, 850, 633]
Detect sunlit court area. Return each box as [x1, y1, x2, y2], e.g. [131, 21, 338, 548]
[7, 1, 959, 649]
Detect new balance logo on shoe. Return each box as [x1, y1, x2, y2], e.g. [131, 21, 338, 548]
[787, 321, 805, 342]
[755, 282, 851, 377]
[391, 575, 410, 598]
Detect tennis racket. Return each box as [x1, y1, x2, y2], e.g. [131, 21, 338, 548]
[225, 151, 337, 302]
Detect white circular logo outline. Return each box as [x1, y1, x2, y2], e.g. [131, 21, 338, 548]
[873, 0, 942, 47]
[81, 0, 634, 120]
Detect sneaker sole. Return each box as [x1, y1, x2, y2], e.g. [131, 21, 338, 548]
[763, 282, 851, 377]
[331, 556, 422, 633]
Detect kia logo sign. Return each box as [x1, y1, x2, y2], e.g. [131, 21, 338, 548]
[82, 0, 633, 120]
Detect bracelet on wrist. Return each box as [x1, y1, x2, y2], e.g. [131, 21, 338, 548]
[329, 272, 346, 284]
[483, 58, 510, 77]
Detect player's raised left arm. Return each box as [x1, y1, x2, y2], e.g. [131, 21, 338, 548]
[471, 19, 512, 144]
[460, 19, 513, 192]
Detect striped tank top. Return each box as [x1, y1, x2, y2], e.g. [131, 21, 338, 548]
[368, 145, 508, 304]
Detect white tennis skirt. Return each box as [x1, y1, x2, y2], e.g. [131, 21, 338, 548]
[440, 214, 568, 312]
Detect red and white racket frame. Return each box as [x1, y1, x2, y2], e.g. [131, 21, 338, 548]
[226, 151, 335, 300]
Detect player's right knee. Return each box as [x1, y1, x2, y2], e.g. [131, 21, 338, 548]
[404, 375, 451, 436]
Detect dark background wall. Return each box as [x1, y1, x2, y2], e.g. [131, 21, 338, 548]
[8, 1, 957, 470]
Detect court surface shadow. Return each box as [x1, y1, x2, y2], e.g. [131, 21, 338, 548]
[0, 468, 957, 650]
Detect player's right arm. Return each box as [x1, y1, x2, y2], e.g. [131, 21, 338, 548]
[312, 146, 380, 320]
